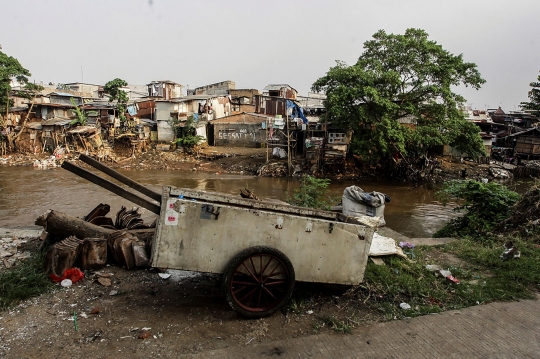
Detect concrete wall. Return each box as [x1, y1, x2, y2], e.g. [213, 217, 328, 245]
[213, 122, 265, 147]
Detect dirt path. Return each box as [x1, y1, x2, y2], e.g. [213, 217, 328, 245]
[0, 238, 381, 358]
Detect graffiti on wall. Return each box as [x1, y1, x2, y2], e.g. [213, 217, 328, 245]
[218, 128, 258, 142]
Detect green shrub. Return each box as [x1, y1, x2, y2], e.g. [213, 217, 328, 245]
[434, 180, 520, 238]
[286, 175, 334, 210]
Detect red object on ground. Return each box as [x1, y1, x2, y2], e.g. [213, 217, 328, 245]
[50, 268, 85, 283]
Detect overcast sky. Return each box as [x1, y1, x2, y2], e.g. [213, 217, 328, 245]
[1, 0, 538, 111]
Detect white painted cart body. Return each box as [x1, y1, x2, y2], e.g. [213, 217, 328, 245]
[152, 186, 374, 285]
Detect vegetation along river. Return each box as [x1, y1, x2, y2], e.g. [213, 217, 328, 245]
[0, 166, 472, 238]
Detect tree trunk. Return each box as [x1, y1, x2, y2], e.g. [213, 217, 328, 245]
[35, 210, 156, 243]
[36, 210, 115, 239]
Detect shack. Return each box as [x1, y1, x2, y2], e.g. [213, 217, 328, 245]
[209, 112, 269, 147]
[510, 128, 540, 159]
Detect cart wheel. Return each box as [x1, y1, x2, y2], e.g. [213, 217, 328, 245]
[222, 246, 295, 318]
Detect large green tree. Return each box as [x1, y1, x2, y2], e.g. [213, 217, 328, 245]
[104, 78, 129, 122]
[312, 28, 486, 165]
[0, 50, 43, 150]
[0, 50, 31, 115]
[520, 72, 540, 115]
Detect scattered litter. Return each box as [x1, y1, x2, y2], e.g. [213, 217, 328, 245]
[90, 308, 100, 315]
[399, 242, 415, 258]
[428, 267, 461, 284]
[98, 277, 112, 287]
[370, 257, 386, 266]
[61, 279, 73, 288]
[369, 233, 408, 259]
[500, 241, 521, 261]
[158, 273, 171, 280]
[109, 290, 118, 296]
[399, 303, 411, 310]
[246, 337, 255, 345]
[141, 327, 151, 331]
[306, 310, 313, 315]
[73, 312, 78, 331]
[439, 269, 452, 278]
[50, 267, 85, 284]
[138, 332, 150, 339]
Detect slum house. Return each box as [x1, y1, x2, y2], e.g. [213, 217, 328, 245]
[509, 127, 540, 159]
[229, 89, 260, 114]
[155, 95, 231, 143]
[60, 83, 103, 98]
[262, 84, 298, 100]
[147, 80, 184, 100]
[190, 80, 235, 96]
[254, 94, 350, 172]
[209, 113, 270, 148]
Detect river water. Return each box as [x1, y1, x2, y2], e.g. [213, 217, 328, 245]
[0, 166, 460, 237]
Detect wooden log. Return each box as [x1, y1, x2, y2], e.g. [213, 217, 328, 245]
[36, 210, 114, 239]
[35, 209, 156, 242]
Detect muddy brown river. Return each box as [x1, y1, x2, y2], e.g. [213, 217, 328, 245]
[0, 166, 463, 238]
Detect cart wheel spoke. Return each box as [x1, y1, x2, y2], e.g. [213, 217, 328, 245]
[232, 280, 258, 287]
[241, 262, 260, 283]
[262, 287, 277, 300]
[238, 286, 258, 302]
[224, 247, 295, 318]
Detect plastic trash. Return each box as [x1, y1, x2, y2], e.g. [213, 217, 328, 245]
[425, 264, 442, 272]
[399, 303, 411, 310]
[61, 279, 73, 288]
[158, 273, 171, 280]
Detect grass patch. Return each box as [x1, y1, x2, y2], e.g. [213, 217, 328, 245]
[315, 315, 352, 334]
[358, 236, 540, 320]
[0, 252, 53, 310]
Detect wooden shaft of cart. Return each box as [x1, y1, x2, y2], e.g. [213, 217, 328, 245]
[61, 157, 161, 215]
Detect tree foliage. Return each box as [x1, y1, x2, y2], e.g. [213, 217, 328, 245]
[286, 175, 334, 210]
[312, 28, 486, 164]
[435, 180, 520, 238]
[104, 78, 129, 122]
[0, 50, 31, 111]
[172, 115, 203, 149]
[69, 97, 87, 126]
[520, 72, 540, 115]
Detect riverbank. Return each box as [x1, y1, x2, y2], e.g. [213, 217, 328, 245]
[0, 145, 528, 183]
[1, 229, 538, 357]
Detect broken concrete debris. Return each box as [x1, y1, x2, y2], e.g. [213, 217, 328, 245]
[1, 237, 31, 269]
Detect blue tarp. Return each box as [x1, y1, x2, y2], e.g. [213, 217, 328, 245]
[286, 100, 308, 124]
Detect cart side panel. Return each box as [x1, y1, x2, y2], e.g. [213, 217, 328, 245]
[152, 194, 373, 285]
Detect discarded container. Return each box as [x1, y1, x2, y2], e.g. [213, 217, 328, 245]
[399, 302, 411, 310]
[342, 186, 387, 226]
[61, 279, 72, 288]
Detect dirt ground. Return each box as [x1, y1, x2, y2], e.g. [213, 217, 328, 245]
[0, 238, 382, 358]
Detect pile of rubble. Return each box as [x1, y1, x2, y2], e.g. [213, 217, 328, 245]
[257, 161, 289, 177]
[0, 237, 32, 269]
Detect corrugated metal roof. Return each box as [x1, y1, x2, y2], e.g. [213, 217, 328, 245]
[42, 118, 72, 126]
[211, 112, 272, 124]
[26, 122, 42, 130]
[67, 126, 97, 134]
[50, 92, 81, 97]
